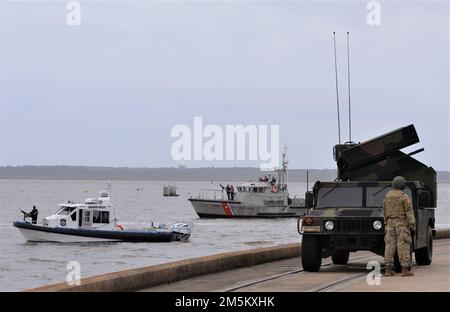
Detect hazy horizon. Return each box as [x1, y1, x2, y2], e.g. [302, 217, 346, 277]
[1, 165, 449, 183]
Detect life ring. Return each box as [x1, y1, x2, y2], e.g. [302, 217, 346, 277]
[271, 185, 278, 193]
[116, 224, 125, 231]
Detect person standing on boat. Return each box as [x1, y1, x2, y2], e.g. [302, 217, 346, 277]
[270, 176, 276, 185]
[225, 184, 231, 200]
[28, 206, 38, 224]
[230, 185, 235, 200]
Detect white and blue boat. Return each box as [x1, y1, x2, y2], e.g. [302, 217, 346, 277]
[13, 183, 192, 243]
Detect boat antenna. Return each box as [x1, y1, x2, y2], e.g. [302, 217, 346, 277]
[106, 180, 112, 194]
[346, 31, 352, 143]
[306, 170, 309, 191]
[283, 146, 288, 189]
[333, 31, 342, 144]
[106, 180, 117, 225]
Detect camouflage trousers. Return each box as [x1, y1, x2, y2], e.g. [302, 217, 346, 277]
[384, 219, 412, 267]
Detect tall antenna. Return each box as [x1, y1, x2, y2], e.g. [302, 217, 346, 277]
[333, 31, 341, 144]
[306, 170, 309, 191]
[346, 31, 352, 143]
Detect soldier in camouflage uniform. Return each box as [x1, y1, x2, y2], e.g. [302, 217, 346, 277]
[383, 176, 415, 277]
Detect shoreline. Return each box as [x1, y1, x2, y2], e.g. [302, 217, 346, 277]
[2, 177, 450, 183]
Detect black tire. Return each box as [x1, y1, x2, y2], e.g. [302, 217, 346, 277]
[332, 250, 350, 265]
[415, 227, 433, 265]
[301, 235, 322, 272]
[394, 248, 412, 273]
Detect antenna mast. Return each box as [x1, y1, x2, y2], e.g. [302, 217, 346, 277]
[306, 170, 309, 191]
[346, 31, 352, 143]
[333, 32, 341, 144]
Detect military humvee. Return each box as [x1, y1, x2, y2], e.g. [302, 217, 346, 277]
[298, 125, 436, 272]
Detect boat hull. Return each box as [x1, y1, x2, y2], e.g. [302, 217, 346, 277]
[17, 227, 120, 242]
[13, 221, 188, 243]
[189, 199, 307, 218]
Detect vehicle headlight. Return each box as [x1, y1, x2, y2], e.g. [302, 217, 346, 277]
[373, 220, 382, 230]
[325, 220, 334, 231]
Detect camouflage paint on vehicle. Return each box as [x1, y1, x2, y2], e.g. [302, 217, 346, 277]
[298, 124, 436, 271]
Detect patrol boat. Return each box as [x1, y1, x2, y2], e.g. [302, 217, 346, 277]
[13, 183, 192, 243]
[188, 150, 306, 218]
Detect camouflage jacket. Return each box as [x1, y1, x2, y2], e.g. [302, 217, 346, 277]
[383, 189, 415, 226]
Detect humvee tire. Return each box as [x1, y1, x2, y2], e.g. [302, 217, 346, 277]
[415, 226, 433, 265]
[331, 250, 350, 265]
[301, 235, 322, 272]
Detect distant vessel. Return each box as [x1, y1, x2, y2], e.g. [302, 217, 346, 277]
[163, 184, 179, 196]
[188, 149, 306, 218]
[14, 182, 192, 242]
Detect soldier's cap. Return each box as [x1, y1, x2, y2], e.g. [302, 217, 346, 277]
[392, 176, 406, 189]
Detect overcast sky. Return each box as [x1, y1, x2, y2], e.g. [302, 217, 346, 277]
[1, 0, 449, 170]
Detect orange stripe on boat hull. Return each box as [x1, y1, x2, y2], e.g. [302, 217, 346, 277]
[221, 202, 234, 217]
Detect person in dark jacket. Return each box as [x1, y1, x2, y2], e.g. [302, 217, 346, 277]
[225, 184, 231, 200]
[28, 206, 38, 224]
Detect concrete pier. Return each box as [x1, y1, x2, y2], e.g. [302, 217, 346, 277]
[29, 229, 450, 292]
[143, 239, 449, 292]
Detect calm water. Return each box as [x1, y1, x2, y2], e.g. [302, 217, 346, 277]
[0, 179, 449, 291]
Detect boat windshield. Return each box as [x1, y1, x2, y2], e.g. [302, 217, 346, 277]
[366, 186, 412, 207]
[237, 186, 267, 193]
[56, 206, 77, 215]
[316, 187, 363, 208]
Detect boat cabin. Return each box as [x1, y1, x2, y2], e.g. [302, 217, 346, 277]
[42, 190, 114, 229]
[236, 181, 287, 194]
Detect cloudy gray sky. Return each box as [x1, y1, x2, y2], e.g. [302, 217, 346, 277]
[1, 0, 449, 170]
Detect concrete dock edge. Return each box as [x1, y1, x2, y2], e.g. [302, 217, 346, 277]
[28, 228, 450, 292]
[435, 228, 450, 239]
[28, 243, 300, 292]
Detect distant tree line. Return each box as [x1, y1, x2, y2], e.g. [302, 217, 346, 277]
[0, 166, 449, 182]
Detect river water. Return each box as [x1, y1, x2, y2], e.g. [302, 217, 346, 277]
[0, 179, 448, 291]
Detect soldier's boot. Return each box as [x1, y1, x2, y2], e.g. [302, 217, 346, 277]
[401, 267, 414, 277]
[383, 266, 395, 277]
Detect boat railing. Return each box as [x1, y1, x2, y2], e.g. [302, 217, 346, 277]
[191, 189, 225, 201]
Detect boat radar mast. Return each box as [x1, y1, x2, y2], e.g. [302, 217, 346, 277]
[274, 146, 288, 191]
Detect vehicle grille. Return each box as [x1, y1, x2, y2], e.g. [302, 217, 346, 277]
[334, 219, 373, 233]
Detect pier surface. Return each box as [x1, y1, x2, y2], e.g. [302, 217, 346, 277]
[142, 238, 450, 292]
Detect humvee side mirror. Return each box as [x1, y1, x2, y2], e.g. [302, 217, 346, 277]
[419, 191, 430, 207]
[305, 191, 314, 208]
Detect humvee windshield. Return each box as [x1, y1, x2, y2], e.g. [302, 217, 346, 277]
[366, 186, 412, 207]
[315, 185, 412, 208]
[316, 187, 363, 208]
